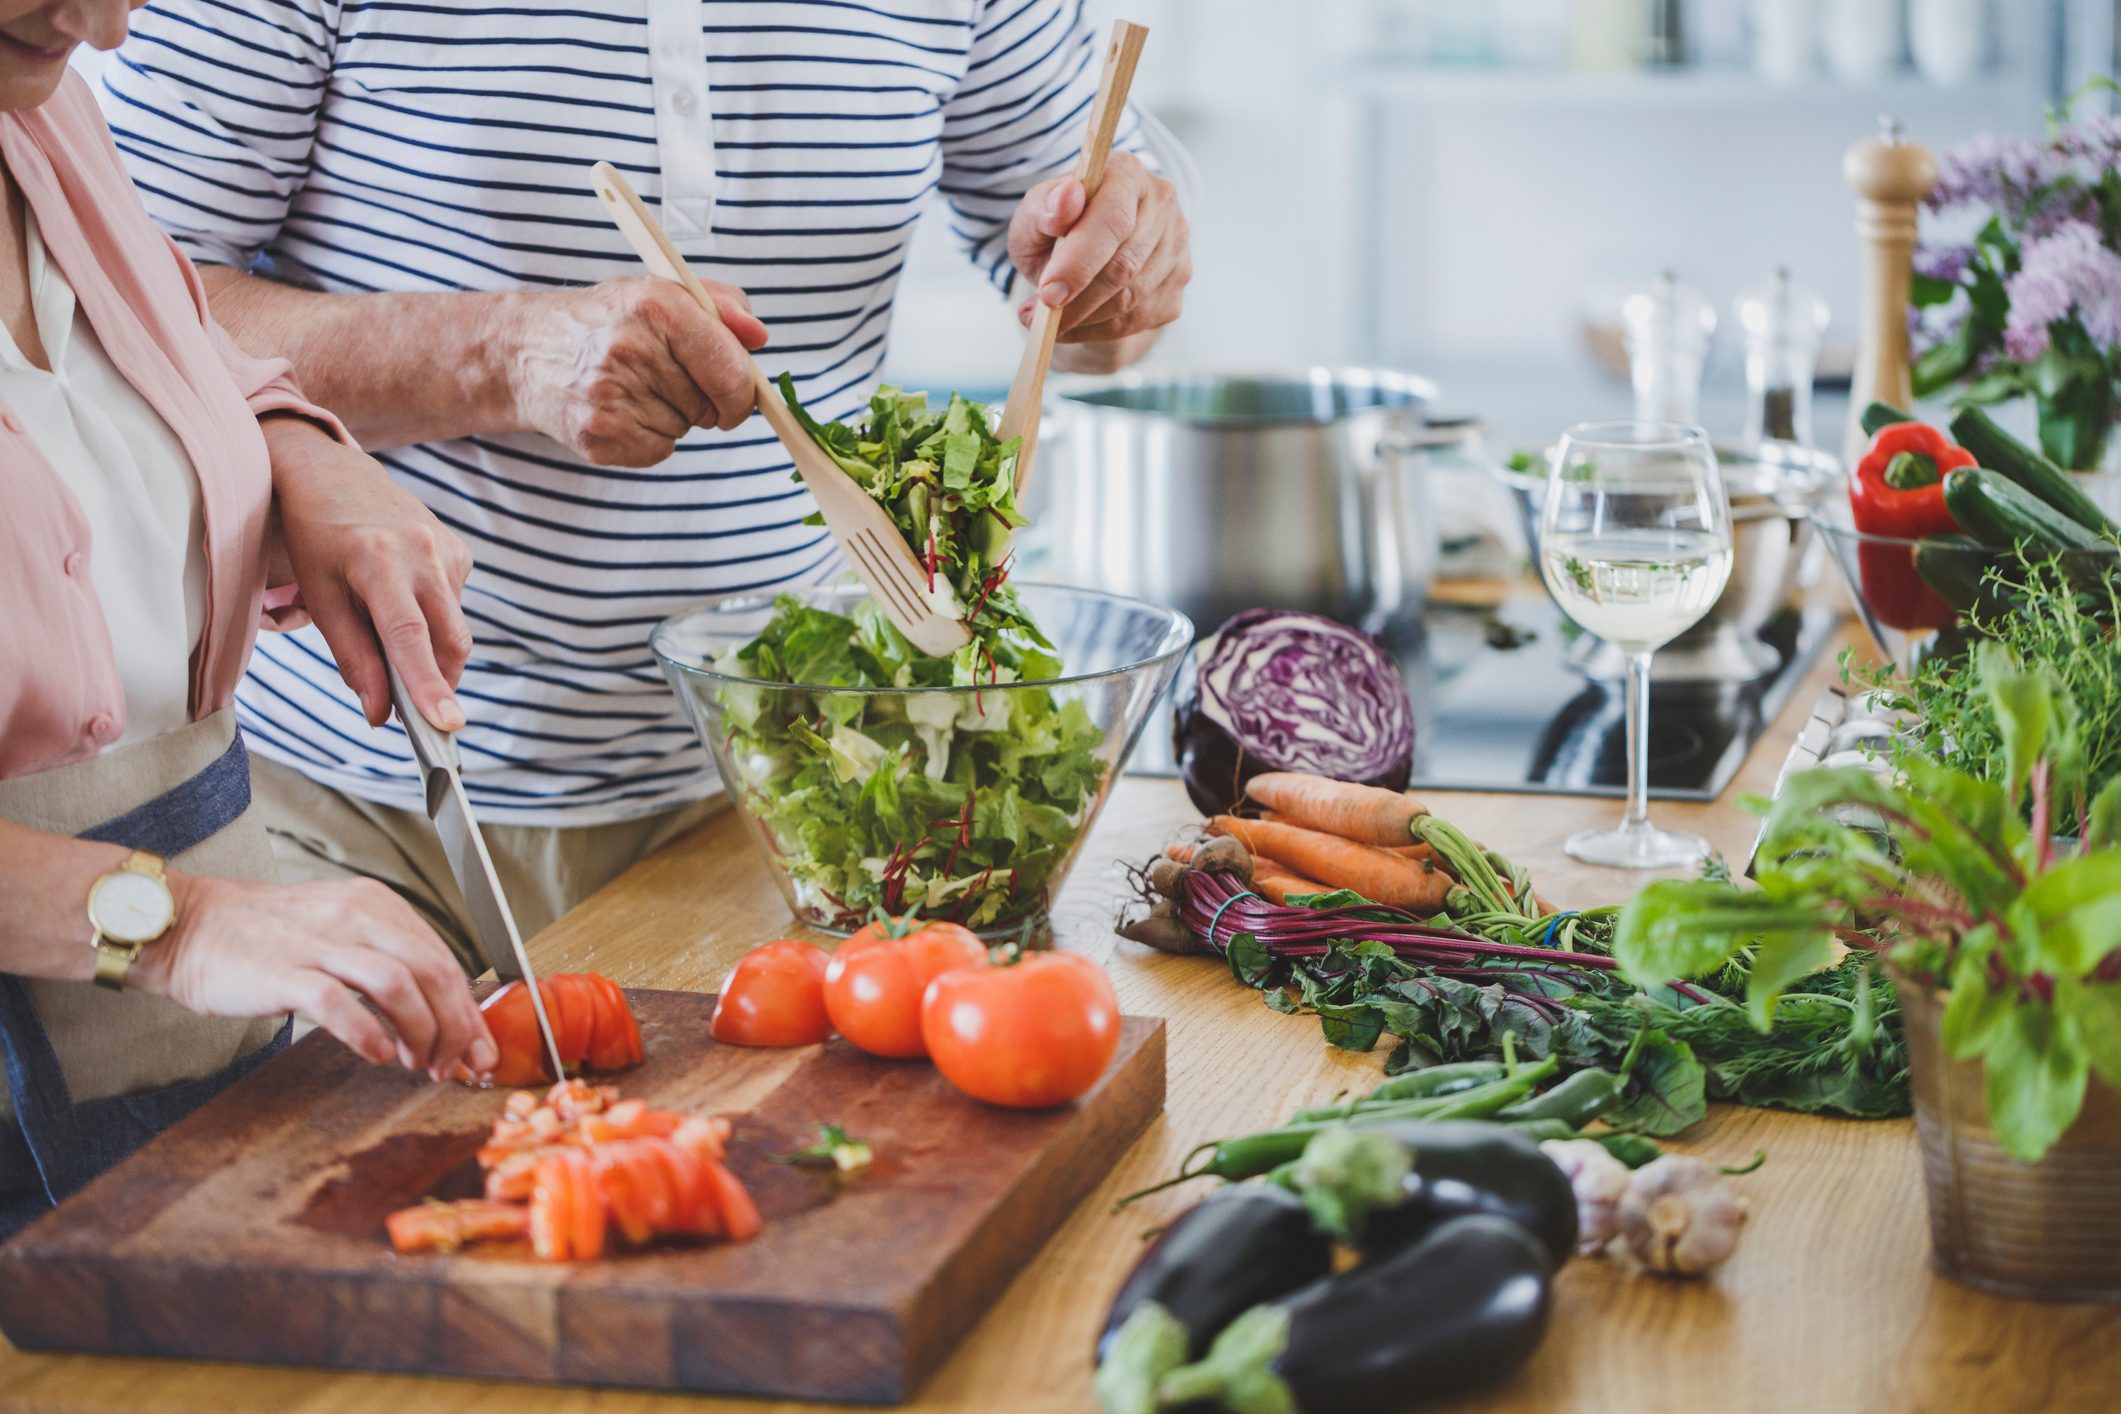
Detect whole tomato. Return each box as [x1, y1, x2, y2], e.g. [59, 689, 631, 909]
[824, 918, 986, 1058]
[921, 951, 1121, 1108]
[711, 938, 833, 1047]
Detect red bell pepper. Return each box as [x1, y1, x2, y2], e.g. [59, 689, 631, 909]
[1847, 422, 1973, 631]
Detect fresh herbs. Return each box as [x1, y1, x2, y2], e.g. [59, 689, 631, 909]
[778, 1123, 873, 1175]
[715, 382, 1107, 933]
[1854, 550, 2121, 808]
[1620, 643, 2121, 1161]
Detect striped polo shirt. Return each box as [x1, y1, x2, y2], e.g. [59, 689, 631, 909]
[93, 0, 1146, 825]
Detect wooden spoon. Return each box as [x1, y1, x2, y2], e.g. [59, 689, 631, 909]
[998, 19, 1150, 501]
[588, 161, 971, 657]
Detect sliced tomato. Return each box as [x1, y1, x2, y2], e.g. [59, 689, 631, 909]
[700, 1158, 763, 1243]
[622, 1147, 674, 1234]
[530, 1154, 572, 1261]
[480, 982, 552, 1087]
[593, 1150, 653, 1247]
[385, 1199, 529, 1255]
[586, 974, 643, 1068]
[565, 1149, 605, 1261]
[652, 1143, 709, 1235]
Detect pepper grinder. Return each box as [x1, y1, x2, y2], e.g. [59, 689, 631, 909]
[1736, 268, 1830, 448]
[1622, 270, 1716, 425]
[1843, 116, 1938, 467]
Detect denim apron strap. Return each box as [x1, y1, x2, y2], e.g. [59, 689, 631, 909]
[0, 730, 288, 1238]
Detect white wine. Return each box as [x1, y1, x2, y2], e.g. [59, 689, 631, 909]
[1540, 528, 1733, 650]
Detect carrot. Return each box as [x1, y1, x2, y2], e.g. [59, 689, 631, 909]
[1250, 860, 1331, 905]
[1243, 773, 1429, 846]
[1258, 811, 1435, 863]
[1207, 816, 1451, 911]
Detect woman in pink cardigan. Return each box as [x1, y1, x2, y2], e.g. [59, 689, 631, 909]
[0, 3, 493, 1235]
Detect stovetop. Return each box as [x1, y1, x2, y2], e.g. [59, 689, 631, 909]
[1135, 597, 1839, 802]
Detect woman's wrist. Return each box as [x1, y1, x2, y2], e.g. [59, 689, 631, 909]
[124, 868, 208, 999]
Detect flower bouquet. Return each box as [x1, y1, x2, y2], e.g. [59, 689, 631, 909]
[1913, 83, 2121, 472]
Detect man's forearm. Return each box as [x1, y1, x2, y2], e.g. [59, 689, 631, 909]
[199, 265, 528, 451]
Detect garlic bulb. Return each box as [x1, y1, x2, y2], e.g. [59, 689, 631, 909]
[1540, 1139, 1633, 1257]
[1617, 1155, 1747, 1277]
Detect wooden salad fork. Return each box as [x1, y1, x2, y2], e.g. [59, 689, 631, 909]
[588, 161, 971, 657]
[998, 19, 1150, 502]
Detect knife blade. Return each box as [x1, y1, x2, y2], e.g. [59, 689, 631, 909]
[386, 665, 566, 1085]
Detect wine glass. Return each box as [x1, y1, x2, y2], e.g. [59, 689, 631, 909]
[1538, 421, 1733, 868]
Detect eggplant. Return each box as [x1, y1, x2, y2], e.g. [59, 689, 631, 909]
[1360, 1120, 1579, 1269]
[1158, 1214, 1552, 1412]
[1096, 1183, 1334, 1364]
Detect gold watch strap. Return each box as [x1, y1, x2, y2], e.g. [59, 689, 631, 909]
[89, 851, 171, 992]
[92, 936, 140, 991]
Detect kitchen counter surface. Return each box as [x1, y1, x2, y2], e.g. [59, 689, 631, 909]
[5, 626, 2118, 1413]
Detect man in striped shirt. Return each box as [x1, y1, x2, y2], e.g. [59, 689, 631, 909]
[95, 0, 1190, 968]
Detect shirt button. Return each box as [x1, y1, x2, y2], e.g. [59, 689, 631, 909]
[672, 88, 699, 116]
[88, 713, 117, 743]
[63, 550, 85, 577]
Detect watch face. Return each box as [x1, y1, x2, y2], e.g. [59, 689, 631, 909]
[92, 869, 174, 943]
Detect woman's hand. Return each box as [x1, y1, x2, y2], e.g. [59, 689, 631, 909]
[134, 873, 497, 1082]
[261, 415, 474, 731]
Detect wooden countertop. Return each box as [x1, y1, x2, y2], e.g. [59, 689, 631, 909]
[5, 627, 2118, 1413]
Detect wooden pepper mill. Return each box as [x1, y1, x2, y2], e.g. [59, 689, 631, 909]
[1843, 116, 1939, 466]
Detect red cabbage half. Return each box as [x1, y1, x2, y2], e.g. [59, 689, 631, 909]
[1173, 609, 1415, 816]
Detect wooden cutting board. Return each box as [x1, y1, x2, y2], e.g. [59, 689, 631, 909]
[0, 989, 1165, 1403]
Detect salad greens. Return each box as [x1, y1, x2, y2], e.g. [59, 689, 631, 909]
[776, 373, 1036, 639]
[1619, 643, 2121, 1161]
[709, 382, 1107, 933]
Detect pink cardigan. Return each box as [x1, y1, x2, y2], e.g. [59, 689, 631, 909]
[0, 73, 349, 782]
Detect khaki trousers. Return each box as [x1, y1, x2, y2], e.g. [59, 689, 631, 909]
[250, 756, 721, 975]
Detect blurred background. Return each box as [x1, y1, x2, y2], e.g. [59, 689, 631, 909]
[887, 0, 2119, 449]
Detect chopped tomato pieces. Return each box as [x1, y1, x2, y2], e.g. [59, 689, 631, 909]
[389, 1077, 761, 1264]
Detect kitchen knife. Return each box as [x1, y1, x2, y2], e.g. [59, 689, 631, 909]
[386, 664, 566, 1084]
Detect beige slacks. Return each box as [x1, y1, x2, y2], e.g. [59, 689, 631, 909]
[250, 755, 721, 975]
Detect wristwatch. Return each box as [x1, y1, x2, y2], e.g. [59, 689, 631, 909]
[86, 851, 176, 990]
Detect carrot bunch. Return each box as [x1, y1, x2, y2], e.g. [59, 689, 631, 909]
[386, 1078, 761, 1262]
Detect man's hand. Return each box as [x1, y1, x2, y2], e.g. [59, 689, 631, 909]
[261, 416, 474, 732]
[1007, 151, 1190, 361]
[496, 276, 770, 467]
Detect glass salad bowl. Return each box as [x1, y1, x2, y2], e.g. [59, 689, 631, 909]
[653, 581, 1193, 938]
[1811, 498, 2119, 670]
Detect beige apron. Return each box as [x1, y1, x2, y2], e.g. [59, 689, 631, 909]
[0, 710, 281, 1137]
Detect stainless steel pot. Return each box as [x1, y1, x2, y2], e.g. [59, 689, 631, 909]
[1021, 368, 1472, 633]
[1495, 440, 1838, 683]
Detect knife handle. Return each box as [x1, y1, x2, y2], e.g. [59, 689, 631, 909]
[387, 661, 462, 773]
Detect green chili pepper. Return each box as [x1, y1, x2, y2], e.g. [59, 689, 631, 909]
[1494, 1068, 1628, 1129]
[1116, 1057, 1562, 1203]
[1501, 1118, 1579, 1144]
[1290, 1062, 1506, 1123]
[1596, 1131, 1662, 1168]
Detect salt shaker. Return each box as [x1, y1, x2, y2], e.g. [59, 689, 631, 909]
[1622, 271, 1716, 425]
[1736, 268, 1831, 447]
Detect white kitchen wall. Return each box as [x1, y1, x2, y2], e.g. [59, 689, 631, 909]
[886, 0, 2111, 445]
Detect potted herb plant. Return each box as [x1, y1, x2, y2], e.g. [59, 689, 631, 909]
[1913, 82, 2121, 475]
[1615, 644, 2121, 1298]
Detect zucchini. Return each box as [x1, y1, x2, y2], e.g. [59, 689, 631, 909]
[1942, 468, 2112, 553]
[1948, 405, 2117, 535]
[1859, 401, 1916, 437]
[1911, 534, 2006, 616]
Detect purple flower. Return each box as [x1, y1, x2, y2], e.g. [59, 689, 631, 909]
[1928, 133, 2068, 216]
[2058, 113, 2121, 167]
[2003, 219, 2121, 361]
[1914, 243, 1973, 285]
